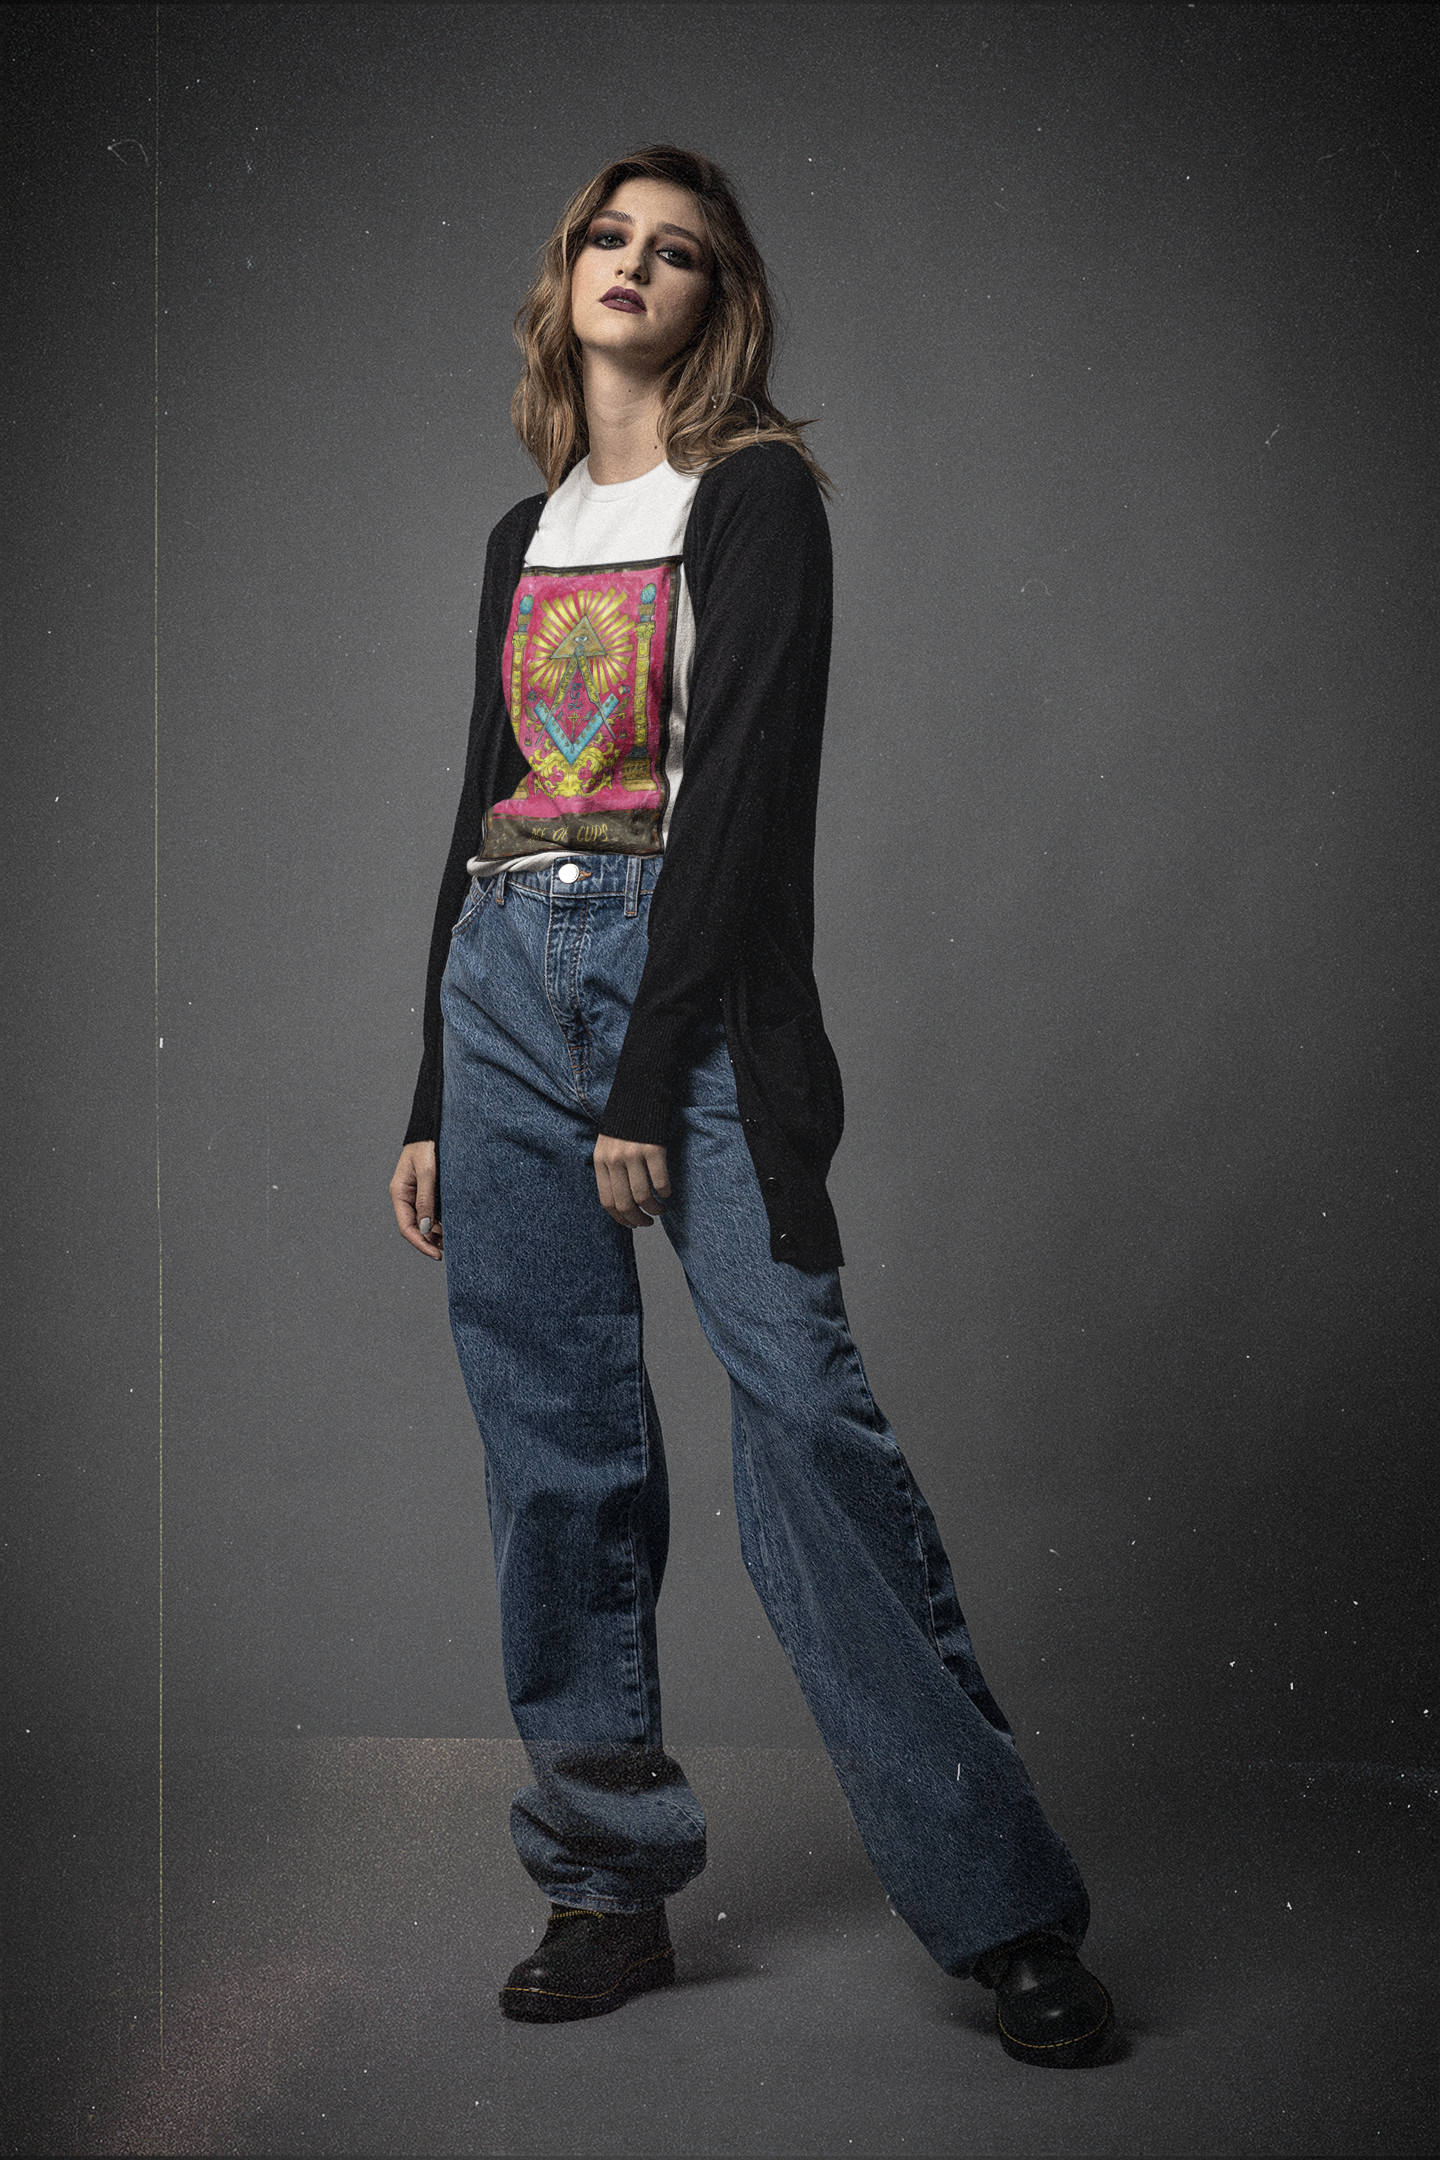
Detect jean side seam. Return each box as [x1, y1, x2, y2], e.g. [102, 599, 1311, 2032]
[850, 1342, 948, 1663]
[728, 1394, 802, 1672]
[890, 1447, 948, 1661]
[623, 1264, 656, 1747]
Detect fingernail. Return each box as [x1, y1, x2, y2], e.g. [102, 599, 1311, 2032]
[418, 1217, 432, 1236]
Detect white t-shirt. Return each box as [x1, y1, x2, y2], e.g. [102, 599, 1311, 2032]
[467, 456, 703, 875]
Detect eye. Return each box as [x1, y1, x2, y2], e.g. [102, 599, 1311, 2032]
[589, 227, 624, 249]
[657, 245, 697, 271]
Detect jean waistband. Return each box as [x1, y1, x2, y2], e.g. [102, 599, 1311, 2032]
[492, 852, 662, 907]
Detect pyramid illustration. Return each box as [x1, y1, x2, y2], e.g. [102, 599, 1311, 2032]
[550, 612, 611, 693]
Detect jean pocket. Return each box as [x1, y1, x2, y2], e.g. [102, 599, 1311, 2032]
[452, 877, 490, 936]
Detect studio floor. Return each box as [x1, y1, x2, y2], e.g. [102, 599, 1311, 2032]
[3, 1736, 1434, 2156]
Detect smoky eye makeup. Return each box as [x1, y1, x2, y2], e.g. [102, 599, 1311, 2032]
[586, 218, 701, 271]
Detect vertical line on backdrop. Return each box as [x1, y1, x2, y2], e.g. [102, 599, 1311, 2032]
[152, 0, 165, 2070]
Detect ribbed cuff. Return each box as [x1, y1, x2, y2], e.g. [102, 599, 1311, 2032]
[597, 1065, 677, 1145]
[600, 1013, 689, 1143]
[403, 1064, 443, 1149]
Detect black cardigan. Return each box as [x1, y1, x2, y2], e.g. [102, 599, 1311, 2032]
[405, 442, 845, 1269]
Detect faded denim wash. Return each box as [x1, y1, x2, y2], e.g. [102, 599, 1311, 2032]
[438, 852, 1089, 1975]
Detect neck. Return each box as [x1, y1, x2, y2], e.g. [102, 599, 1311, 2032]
[581, 348, 670, 484]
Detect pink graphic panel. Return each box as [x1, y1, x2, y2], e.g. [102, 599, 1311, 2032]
[487, 562, 678, 853]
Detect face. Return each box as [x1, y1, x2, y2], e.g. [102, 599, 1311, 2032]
[569, 177, 712, 375]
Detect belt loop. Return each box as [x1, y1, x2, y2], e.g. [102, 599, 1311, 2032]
[494, 868, 508, 909]
[624, 853, 642, 918]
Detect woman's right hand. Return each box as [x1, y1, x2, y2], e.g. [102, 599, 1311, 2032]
[390, 1141, 444, 1261]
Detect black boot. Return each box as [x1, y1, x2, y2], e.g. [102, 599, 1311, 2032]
[499, 1903, 675, 2023]
[972, 1932, 1116, 2067]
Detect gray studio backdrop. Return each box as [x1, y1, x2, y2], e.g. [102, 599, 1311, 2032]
[6, 4, 1435, 1778]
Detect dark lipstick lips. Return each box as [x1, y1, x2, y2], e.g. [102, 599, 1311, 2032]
[601, 286, 645, 312]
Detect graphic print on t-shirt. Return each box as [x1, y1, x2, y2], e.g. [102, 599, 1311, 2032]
[480, 558, 681, 859]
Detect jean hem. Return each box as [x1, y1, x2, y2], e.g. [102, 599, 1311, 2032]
[529, 1870, 705, 1915]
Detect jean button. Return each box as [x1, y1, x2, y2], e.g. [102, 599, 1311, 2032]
[557, 862, 580, 884]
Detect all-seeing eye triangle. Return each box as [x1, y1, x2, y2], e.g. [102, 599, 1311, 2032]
[549, 612, 609, 668]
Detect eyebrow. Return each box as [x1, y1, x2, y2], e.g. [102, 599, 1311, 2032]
[591, 209, 706, 250]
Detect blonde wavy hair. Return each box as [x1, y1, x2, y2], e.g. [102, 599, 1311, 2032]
[511, 144, 831, 497]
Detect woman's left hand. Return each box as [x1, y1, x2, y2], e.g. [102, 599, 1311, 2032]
[593, 1134, 670, 1228]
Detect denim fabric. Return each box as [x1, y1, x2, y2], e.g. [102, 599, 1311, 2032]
[439, 853, 1090, 1976]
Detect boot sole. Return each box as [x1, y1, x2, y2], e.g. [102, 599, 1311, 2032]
[499, 1948, 676, 2023]
[997, 1995, 1116, 2068]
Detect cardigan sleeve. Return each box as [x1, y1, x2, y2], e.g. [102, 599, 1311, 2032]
[600, 444, 833, 1143]
[403, 494, 542, 1148]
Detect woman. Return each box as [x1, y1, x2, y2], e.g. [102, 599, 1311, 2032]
[389, 144, 1114, 2067]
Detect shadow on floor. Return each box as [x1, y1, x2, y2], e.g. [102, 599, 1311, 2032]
[3, 1736, 1435, 2155]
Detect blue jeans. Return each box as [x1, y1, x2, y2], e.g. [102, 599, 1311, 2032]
[439, 853, 1090, 1976]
